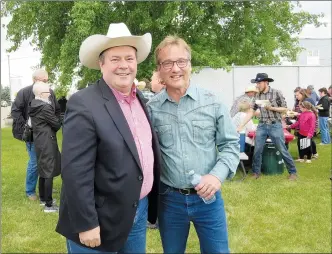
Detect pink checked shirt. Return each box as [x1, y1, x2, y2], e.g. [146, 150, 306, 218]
[110, 86, 154, 199]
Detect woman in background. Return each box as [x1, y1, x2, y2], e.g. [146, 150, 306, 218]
[28, 81, 62, 213]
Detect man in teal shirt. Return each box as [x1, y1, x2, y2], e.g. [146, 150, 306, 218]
[147, 35, 239, 253]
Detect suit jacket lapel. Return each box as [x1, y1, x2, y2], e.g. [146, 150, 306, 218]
[98, 79, 142, 171]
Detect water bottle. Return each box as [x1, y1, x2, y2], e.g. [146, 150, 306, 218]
[188, 171, 216, 204]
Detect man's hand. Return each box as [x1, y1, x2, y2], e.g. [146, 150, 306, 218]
[79, 226, 101, 248]
[195, 174, 221, 201]
[264, 105, 273, 111]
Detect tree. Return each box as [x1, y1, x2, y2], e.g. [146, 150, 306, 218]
[1, 1, 323, 93]
[1, 85, 11, 104]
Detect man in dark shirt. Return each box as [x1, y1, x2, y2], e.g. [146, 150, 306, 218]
[11, 69, 60, 200]
[238, 73, 297, 180]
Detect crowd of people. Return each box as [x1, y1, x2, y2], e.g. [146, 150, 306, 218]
[231, 77, 331, 173]
[10, 22, 331, 253]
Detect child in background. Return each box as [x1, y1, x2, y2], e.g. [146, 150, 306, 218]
[287, 101, 317, 163]
[232, 101, 256, 166]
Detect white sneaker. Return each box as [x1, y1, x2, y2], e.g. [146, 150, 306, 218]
[306, 160, 312, 163]
[44, 205, 59, 213]
[312, 154, 319, 159]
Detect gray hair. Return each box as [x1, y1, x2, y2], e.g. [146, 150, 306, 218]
[32, 69, 48, 81]
[32, 81, 50, 96]
[307, 85, 314, 90]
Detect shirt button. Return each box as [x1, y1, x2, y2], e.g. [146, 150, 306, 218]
[138, 175, 143, 181]
[133, 201, 138, 208]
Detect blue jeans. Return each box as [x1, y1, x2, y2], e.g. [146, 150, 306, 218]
[67, 196, 148, 253]
[158, 182, 229, 254]
[319, 116, 331, 144]
[253, 122, 297, 175]
[25, 142, 38, 196]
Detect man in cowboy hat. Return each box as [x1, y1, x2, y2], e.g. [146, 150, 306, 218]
[238, 73, 298, 180]
[230, 85, 258, 117]
[56, 23, 161, 253]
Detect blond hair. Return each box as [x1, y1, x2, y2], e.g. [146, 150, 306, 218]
[154, 35, 191, 64]
[238, 101, 251, 112]
[300, 101, 318, 117]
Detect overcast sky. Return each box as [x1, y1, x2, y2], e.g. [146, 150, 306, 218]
[1, 1, 331, 92]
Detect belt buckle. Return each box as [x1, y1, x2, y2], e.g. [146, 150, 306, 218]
[266, 119, 272, 124]
[179, 188, 191, 195]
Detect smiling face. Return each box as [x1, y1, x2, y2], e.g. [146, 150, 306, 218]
[157, 45, 191, 91]
[99, 46, 137, 94]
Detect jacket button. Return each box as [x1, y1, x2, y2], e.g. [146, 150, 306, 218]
[133, 202, 138, 208]
[138, 175, 143, 181]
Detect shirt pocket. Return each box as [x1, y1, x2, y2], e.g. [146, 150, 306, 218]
[155, 124, 174, 148]
[192, 120, 215, 145]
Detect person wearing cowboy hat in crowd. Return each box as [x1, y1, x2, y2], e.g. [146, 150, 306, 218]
[56, 23, 161, 253]
[237, 73, 298, 180]
[230, 85, 258, 117]
[147, 35, 239, 253]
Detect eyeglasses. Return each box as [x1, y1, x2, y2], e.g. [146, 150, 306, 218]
[41, 91, 50, 94]
[159, 59, 190, 70]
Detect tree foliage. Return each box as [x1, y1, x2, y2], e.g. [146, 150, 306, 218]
[1, 1, 323, 96]
[1, 85, 11, 103]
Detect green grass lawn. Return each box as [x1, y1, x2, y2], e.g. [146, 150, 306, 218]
[1, 127, 331, 253]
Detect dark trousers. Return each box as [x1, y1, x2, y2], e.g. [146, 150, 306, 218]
[311, 139, 317, 155]
[297, 134, 312, 159]
[39, 177, 53, 207]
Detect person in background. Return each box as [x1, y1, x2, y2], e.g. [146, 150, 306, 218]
[232, 101, 256, 166]
[287, 101, 317, 163]
[150, 71, 165, 94]
[292, 87, 302, 112]
[137, 81, 146, 91]
[237, 73, 298, 181]
[307, 85, 320, 105]
[141, 80, 155, 103]
[317, 87, 331, 145]
[148, 35, 239, 253]
[294, 88, 318, 158]
[11, 69, 60, 201]
[28, 81, 62, 212]
[230, 85, 258, 117]
[328, 85, 332, 100]
[141, 71, 166, 104]
[57, 96, 67, 124]
[328, 85, 332, 117]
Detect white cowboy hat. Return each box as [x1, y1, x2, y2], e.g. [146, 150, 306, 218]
[245, 86, 258, 93]
[79, 23, 152, 70]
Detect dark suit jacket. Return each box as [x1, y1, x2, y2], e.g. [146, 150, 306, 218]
[56, 78, 161, 252]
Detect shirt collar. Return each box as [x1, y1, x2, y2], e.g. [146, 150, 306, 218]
[159, 83, 198, 105]
[261, 86, 271, 95]
[110, 84, 137, 104]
